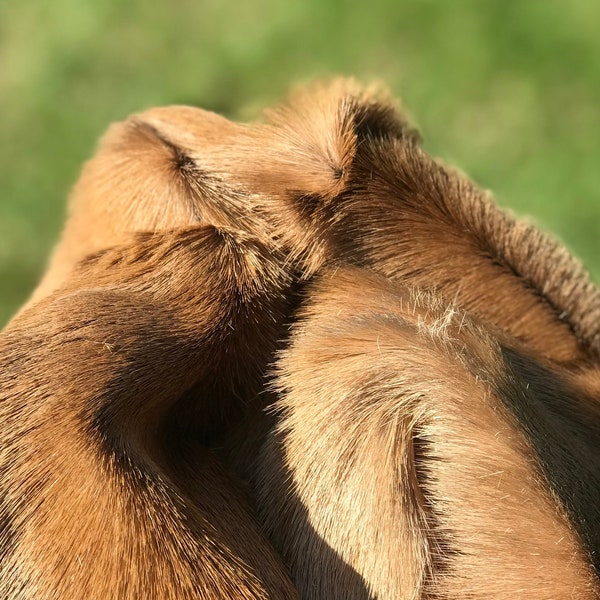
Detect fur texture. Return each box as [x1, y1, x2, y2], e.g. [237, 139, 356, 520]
[2, 79, 599, 598]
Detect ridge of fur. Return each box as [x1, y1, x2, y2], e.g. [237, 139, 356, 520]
[2, 78, 599, 599]
[255, 268, 599, 599]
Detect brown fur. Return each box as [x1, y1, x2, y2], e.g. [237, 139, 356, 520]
[256, 268, 600, 598]
[1, 227, 297, 599]
[2, 79, 599, 598]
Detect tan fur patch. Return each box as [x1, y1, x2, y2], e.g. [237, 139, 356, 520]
[2, 80, 599, 598]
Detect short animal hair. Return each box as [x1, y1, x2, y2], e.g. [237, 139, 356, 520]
[2, 80, 599, 598]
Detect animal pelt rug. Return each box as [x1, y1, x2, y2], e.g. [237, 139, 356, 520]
[1, 80, 600, 599]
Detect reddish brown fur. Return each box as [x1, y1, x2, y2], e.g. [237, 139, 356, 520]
[257, 269, 599, 598]
[2, 80, 600, 598]
[1, 227, 297, 599]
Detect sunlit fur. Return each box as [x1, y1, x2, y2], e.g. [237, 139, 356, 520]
[2, 80, 599, 598]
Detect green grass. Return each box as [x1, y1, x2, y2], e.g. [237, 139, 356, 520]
[1, 0, 599, 326]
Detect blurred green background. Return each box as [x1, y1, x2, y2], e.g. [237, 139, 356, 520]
[1, 0, 599, 326]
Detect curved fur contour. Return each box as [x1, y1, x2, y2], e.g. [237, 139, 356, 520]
[1, 227, 297, 599]
[255, 268, 599, 599]
[28, 80, 600, 363]
[2, 79, 599, 598]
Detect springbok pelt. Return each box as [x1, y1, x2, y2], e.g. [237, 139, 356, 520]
[2, 80, 599, 599]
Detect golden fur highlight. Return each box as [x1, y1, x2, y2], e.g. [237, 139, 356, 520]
[1, 79, 599, 598]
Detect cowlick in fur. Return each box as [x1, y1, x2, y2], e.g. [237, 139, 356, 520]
[1, 80, 599, 599]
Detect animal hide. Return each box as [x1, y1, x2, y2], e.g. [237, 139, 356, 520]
[1, 80, 599, 599]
